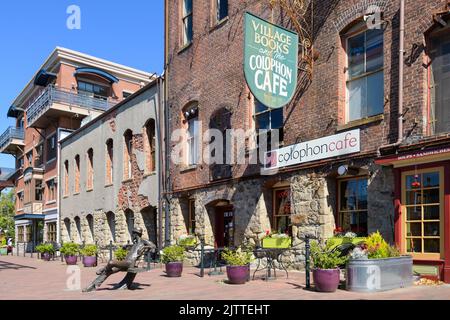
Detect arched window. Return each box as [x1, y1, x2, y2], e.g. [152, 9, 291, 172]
[183, 103, 199, 166]
[74, 155, 80, 194]
[87, 148, 94, 190]
[144, 120, 156, 173]
[106, 139, 114, 185]
[64, 160, 69, 196]
[86, 214, 94, 242]
[343, 19, 384, 122]
[123, 130, 133, 180]
[106, 211, 116, 242]
[74, 216, 82, 242]
[64, 218, 71, 241]
[125, 209, 134, 241]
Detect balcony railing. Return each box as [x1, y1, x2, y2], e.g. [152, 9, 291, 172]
[0, 126, 24, 153]
[26, 85, 117, 126]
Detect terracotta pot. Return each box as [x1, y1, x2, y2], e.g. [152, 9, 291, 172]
[226, 265, 249, 285]
[82, 256, 97, 267]
[165, 262, 183, 277]
[313, 268, 340, 292]
[65, 255, 78, 265]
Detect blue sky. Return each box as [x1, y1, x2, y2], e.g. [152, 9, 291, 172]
[0, 0, 163, 169]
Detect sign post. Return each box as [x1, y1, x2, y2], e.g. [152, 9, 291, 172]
[244, 12, 299, 109]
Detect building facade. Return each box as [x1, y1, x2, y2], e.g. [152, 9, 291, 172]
[166, 0, 450, 282]
[0, 47, 152, 251]
[59, 79, 163, 248]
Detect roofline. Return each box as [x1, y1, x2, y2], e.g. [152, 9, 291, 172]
[59, 75, 161, 146]
[11, 47, 154, 110]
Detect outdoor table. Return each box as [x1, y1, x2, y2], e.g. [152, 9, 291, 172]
[252, 247, 291, 281]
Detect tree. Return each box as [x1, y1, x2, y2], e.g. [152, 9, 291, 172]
[0, 189, 15, 240]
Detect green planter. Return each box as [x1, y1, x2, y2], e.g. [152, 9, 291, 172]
[328, 237, 366, 249]
[262, 237, 292, 249]
[178, 238, 197, 247]
[0, 248, 7, 256]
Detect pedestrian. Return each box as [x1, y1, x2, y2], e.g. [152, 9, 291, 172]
[7, 237, 13, 255]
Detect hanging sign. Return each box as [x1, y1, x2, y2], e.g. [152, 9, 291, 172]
[244, 12, 298, 109]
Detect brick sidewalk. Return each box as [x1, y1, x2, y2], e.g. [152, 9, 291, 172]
[0, 256, 449, 300]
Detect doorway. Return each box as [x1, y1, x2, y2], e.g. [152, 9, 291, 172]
[214, 205, 234, 248]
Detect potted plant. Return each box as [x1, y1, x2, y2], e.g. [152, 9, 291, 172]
[114, 246, 128, 261]
[310, 240, 348, 292]
[60, 242, 80, 265]
[346, 231, 413, 292]
[161, 245, 185, 277]
[262, 230, 292, 249]
[177, 235, 197, 248]
[327, 230, 366, 250]
[221, 247, 254, 284]
[80, 244, 98, 267]
[36, 243, 55, 261]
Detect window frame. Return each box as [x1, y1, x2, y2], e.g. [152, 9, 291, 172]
[344, 22, 385, 123]
[47, 222, 57, 242]
[74, 155, 81, 194]
[181, 0, 193, 47]
[86, 148, 94, 191]
[337, 176, 369, 237]
[272, 187, 292, 235]
[64, 160, 69, 197]
[212, 0, 228, 26]
[106, 139, 114, 185]
[46, 134, 57, 163]
[253, 99, 284, 151]
[401, 167, 444, 260]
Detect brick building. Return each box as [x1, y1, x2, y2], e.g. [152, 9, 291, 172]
[165, 0, 450, 282]
[0, 47, 152, 252]
[59, 79, 163, 249]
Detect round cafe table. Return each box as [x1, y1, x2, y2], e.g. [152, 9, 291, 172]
[252, 247, 290, 281]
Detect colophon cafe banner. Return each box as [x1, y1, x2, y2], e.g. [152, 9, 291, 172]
[244, 12, 299, 109]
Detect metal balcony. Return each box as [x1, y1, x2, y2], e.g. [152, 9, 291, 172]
[26, 85, 117, 128]
[0, 126, 24, 154]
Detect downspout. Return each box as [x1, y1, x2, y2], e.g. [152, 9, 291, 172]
[377, 0, 405, 156]
[164, 0, 171, 247]
[56, 128, 61, 244]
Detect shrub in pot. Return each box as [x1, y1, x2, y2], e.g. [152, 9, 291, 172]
[161, 245, 185, 277]
[114, 246, 128, 261]
[60, 242, 80, 265]
[221, 247, 254, 284]
[80, 244, 98, 267]
[310, 241, 348, 292]
[36, 244, 55, 261]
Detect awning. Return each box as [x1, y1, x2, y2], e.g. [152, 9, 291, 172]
[74, 67, 119, 83]
[14, 214, 45, 221]
[34, 69, 57, 86]
[376, 146, 450, 168]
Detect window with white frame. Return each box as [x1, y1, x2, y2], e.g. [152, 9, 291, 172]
[182, 0, 193, 46]
[185, 106, 199, 166]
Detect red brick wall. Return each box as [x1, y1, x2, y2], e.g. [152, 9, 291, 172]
[167, 0, 450, 192]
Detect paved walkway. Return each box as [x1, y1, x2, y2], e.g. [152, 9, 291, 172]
[0, 256, 449, 300]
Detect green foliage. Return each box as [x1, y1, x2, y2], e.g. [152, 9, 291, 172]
[366, 231, 390, 259]
[160, 245, 185, 263]
[115, 247, 128, 261]
[310, 241, 348, 270]
[36, 243, 55, 254]
[177, 235, 197, 247]
[365, 231, 400, 259]
[80, 244, 98, 257]
[60, 242, 80, 256]
[221, 247, 254, 266]
[0, 189, 15, 239]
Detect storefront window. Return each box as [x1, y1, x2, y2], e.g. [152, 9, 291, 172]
[338, 178, 368, 236]
[273, 188, 291, 235]
[403, 169, 442, 256]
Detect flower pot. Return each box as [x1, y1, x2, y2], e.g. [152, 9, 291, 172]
[0, 248, 7, 256]
[165, 262, 183, 277]
[226, 265, 249, 285]
[313, 268, 340, 292]
[262, 237, 292, 249]
[65, 255, 78, 265]
[82, 256, 97, 267]
[42, 252, 51, 261]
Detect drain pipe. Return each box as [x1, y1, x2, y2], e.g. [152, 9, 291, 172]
[377, 0, 405, 156]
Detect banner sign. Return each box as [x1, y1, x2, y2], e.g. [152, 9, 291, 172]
[244, 12, 298, 109]
[265, 130, 361, 169]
